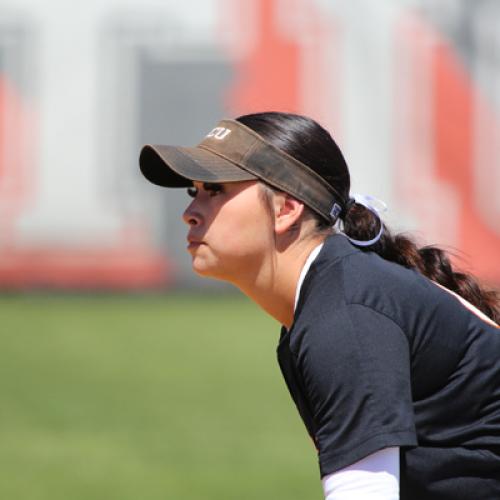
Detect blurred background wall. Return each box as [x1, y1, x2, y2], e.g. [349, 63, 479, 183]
[0, 0, 499, 290]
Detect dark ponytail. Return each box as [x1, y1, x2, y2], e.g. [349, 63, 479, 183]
[343, 204, 499, 323]
[236, 111, 499, 323]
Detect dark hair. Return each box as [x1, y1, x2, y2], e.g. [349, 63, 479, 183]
[236, 111, 499, 323]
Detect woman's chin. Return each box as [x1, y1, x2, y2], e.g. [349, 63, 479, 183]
[191, 260, 231, 282]
[191, 259, 219, 279]
[192, 266, 211, 278]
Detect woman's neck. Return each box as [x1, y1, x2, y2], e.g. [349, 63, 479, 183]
[235, 235, 325, 328]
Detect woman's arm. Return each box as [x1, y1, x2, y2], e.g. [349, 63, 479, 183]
[322, 447, 399, 500]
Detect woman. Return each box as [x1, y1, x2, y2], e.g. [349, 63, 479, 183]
[139, 112, 500, 500]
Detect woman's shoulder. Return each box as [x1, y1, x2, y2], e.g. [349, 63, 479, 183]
[306, 235, 433, 311]
[299, 235, 498, 339]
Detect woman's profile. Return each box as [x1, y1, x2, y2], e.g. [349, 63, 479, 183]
[139, 111, 500, 500]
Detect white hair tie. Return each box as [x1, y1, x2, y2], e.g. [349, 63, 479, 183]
[342, 193, 387, 247]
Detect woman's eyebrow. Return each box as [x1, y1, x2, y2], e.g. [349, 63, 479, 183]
[202, 182, 221, 190]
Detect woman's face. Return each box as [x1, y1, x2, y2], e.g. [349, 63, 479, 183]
[182, 180, 274, 283]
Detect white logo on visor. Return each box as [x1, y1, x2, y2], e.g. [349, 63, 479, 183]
[206, 127, 231, 140]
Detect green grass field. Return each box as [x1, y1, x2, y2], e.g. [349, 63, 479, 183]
[0, 294, 319, 500]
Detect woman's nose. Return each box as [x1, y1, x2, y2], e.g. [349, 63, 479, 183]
[182, 203, 202, 226]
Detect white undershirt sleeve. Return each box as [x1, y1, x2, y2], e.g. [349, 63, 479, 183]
[321, 447, 400, 500]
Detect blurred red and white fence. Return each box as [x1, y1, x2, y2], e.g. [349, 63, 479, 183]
[0, 0, 498, 289]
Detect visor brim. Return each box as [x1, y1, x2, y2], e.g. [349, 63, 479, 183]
[139, 145, 258, 188]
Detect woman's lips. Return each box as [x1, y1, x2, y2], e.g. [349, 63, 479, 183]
[187, 238, 204, 250]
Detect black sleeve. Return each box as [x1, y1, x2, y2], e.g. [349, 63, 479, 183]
[295, 303, 417, 477]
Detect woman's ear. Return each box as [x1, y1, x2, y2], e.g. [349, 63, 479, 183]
[273, 192, 305, 235]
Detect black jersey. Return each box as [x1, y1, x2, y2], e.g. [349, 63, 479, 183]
[277, 234, 500, 500]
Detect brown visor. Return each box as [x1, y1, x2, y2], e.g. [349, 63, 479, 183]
[139, 119, 342, 222]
